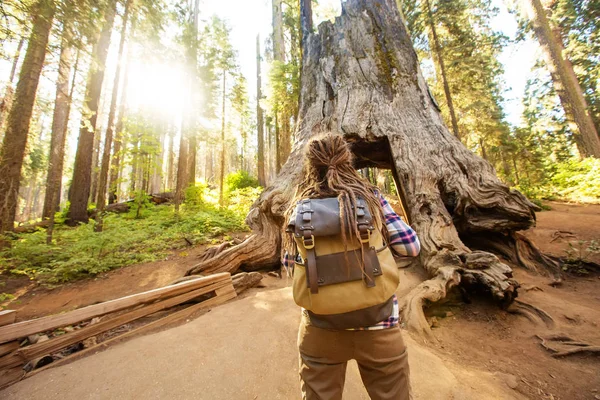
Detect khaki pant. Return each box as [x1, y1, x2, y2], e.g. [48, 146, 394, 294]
[298, 313, 411, 400]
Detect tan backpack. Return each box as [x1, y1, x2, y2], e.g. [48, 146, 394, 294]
[287, 197, 399, 329]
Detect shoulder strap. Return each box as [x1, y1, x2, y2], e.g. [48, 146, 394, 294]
[299, 200, 319, 294]
[356, 198, 376, 288]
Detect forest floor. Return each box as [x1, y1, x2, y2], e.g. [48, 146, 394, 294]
[1, 201, 599, 399]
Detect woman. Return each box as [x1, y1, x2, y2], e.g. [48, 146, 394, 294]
[283, 133, 421, 400]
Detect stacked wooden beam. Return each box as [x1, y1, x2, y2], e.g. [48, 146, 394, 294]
[0, 272, 236, 389]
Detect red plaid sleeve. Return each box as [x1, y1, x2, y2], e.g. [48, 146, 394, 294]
[378, 192, 421, 257]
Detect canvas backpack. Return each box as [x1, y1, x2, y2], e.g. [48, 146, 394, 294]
[286, 196, 399, 329]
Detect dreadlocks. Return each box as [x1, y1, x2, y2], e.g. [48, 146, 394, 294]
[283, 133, 387, 263]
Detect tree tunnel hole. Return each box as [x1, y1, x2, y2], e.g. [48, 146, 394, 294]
[346, 135, 410, 223]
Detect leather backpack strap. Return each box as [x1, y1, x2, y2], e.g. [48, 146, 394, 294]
[356, 198, 376, 288]
[300, 200, 319, 294]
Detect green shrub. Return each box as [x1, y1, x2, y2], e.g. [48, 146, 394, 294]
[224, 170, 260, 196]
[185, 183, 208, 207]
[550, 158, 600, 203]
[0, 204, 249, 283]
[227, 187, 263, 217]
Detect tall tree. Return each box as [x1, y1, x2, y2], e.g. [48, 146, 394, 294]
[400, 0, 510, 169]
[256, 34, 266, 187]
[522, 0, 600, 157]
[272, 0, 286, 173]
[0, 0, 55, 233]
[108, 19, 137, 204]
[96, 0, 133, 227]
[0, 37, 25, 138]
[423, 0, 459, 139]
[186, 0, 200, 186]
[42, 17, 75, 219]
[174, 0, 200, 211]
[68, 0, 117, 224]
[219, 71, 226, 206]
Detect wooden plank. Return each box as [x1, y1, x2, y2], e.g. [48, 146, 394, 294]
[0, 366, 25, 389]
[0, 310, 16, 327]
[0, 341, 19, 358]
[26, 282, 237, 378]
[0, 273, 231, 344]
[0, 350, 23, 370]
[18, 279, 231, 362]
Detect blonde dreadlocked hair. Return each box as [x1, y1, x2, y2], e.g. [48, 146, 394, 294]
[283, 133, 387, 264]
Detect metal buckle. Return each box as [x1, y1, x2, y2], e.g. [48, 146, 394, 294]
[303, 235, 315, 249]
[359, 230, 371, 244]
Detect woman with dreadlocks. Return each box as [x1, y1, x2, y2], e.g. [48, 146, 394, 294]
[283, 133, 420, 400]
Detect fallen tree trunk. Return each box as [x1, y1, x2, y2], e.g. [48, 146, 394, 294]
[184, 0, 547, 336]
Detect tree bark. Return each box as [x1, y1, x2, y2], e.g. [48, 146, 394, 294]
[272, 0, 285, 62]
[0, 37, 25, 139]
[424, 0, 460, 140]
[186, 0, 200, 186]
[523, 0, 600, 158]
[108, 20, 136, 205]
[184, 0, 545, 337]
[167, 126, 175, 190]
[219, 72, 226, 207]
[256, 35, 266, 187]
[43, 21, 74, 220]
[0, 0, 55, 232]
[174, 123, 189, 212]
[68, 0, 117, 224]
[96, 0, 132, 220]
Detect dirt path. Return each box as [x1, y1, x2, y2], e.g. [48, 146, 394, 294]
[1, 284, 527, 400]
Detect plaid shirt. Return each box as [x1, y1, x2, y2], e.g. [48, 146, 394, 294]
[283, 192, 420, 330]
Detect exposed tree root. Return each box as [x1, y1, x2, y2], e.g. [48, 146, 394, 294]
[536, 334, 600, 359]
[508, 299, 555, 329]
[462, 231, 562, 277]
[196, 239, 242, 263]
[400, 250, 518, 338]
[185, 234, 279, 276]
[399, 267, 461, 340]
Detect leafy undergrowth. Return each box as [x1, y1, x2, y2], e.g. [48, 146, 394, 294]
[515, 157, 600, 205]
[0, 203, 249, 284]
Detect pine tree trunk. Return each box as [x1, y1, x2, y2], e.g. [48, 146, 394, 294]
[523, 0, 600, 158]
[0, 0, 55, 232]
[68, 0, 117, 224]
[219, 72, 226, 207]
[256, 35, 266, 187]
[272, 0, 285, 62]
[183, 0, 554, 338]
[186, 0, 200, 186]
[43, 21, 74, 220]
[109, 20, 136, 204]
[274, 113, 281, 172]
[167, 127, 175, 190]
[425, 0, 460, 140]
[96, 0, 132, 218]
[0, 37, 25, 139]
[89, 126, 102, 204]
[174, 124, 189, 212]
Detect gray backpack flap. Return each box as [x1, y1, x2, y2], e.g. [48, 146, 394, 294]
[287, 197, 374, 237]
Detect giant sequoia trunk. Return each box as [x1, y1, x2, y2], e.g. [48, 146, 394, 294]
[185, 0, 547, 335]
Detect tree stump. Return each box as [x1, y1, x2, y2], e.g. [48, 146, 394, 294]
[185, 0, 544, 336]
